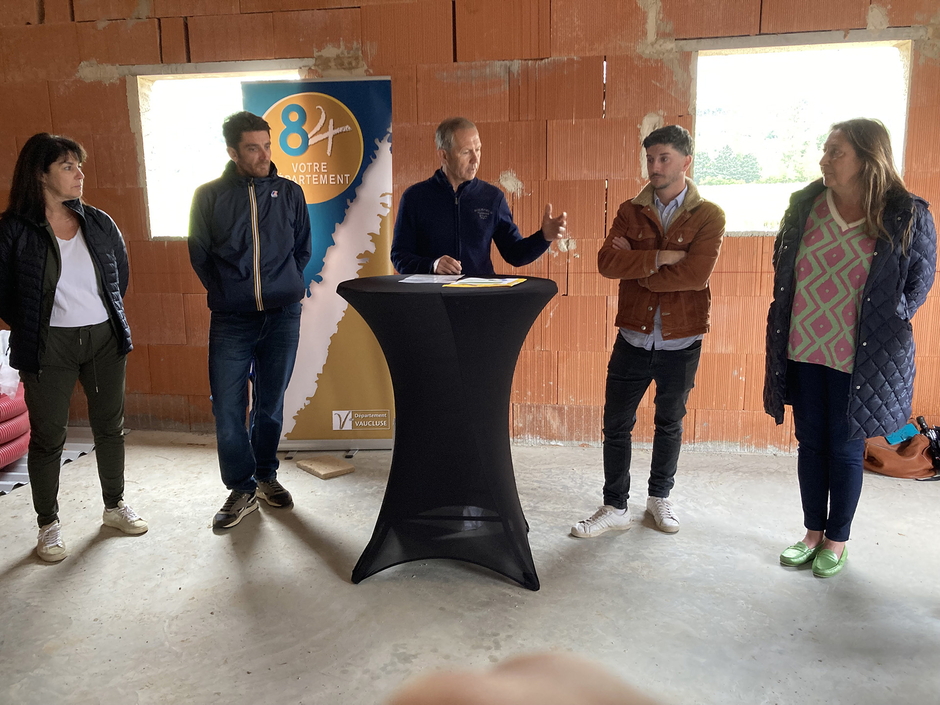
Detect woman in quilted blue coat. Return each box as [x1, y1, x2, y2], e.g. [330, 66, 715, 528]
[764, 118, 936, 578]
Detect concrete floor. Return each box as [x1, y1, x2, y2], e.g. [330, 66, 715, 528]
[1, 431, 939, 705]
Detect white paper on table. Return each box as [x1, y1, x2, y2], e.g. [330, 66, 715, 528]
[400, 275, 464, 283]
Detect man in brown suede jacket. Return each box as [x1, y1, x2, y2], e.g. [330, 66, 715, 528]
[572, 125, 725, 538]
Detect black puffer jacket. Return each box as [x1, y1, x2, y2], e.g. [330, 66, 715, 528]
[0, 200, 132, 374]
[764, 180, 937, 440]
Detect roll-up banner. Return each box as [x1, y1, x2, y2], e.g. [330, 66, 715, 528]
[242, 78, 394, 449]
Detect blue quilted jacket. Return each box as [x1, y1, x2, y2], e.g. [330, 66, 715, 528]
[763, 180, 937, 440]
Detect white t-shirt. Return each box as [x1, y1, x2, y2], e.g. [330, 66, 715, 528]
[50, 226, 110, 328]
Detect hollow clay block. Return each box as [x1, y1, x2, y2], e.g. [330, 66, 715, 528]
[296, 456, 355, 479]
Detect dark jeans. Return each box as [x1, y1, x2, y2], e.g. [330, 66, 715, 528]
[22, 322, 127, 527]
[208, 303, 301, 494]
[789, 360, 864, 542]
[602, 335, 702, 509]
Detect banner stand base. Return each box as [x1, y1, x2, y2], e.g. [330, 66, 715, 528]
[278, 439, 392, 452]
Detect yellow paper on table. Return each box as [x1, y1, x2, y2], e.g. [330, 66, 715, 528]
[444, 277, 526, 288]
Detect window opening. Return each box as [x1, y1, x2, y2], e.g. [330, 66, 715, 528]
[137, 70, 298, 239]
[693, 42, 910, 233]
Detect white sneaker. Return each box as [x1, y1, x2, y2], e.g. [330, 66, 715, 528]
[646, 497, 680, 533]
[103, 501, 149, 535]
[37, 521, 67, 562]
[571, 505, 631, 538]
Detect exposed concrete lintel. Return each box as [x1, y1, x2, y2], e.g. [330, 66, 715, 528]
[675, 26, 926, 53]
[81, 58, 390, 81]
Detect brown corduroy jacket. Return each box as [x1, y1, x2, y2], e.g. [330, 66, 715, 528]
[598, 178, 725, 340]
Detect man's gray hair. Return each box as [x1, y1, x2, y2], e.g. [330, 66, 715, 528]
[435, 117, 477, 152]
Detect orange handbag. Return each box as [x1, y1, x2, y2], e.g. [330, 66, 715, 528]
[863, 434, 939, 480]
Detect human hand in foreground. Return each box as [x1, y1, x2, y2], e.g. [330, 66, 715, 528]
[434, 255, 462, 274]
[542, 204, 568, 241]
[386, 653, 663, 705]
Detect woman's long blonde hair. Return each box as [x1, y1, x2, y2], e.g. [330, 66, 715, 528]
[830, 118, 913, 252]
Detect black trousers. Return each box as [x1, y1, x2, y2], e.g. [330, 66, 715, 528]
[602, 335, 702, 509]
[22, 322, 127, 527]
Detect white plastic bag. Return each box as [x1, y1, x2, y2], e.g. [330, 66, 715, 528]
[0, 330, 20, 399]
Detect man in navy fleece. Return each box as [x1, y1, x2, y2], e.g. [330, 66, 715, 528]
[391, 117, 567, 276]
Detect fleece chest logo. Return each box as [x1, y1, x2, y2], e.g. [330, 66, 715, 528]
[474, 207, 491, 220]
[270, 190, 278, 198]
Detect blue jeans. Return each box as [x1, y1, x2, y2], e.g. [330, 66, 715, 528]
[208, 303, 301, 494]
[789, 360, 864, 542]
[602, 336, 702, 509]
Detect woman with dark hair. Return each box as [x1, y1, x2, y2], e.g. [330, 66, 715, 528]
[0, 133, 147, 562]
[764, 118, 936, 577]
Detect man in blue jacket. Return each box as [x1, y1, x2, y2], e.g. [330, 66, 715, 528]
[189, 111, 312, 530]
[391, 117, 567, 275]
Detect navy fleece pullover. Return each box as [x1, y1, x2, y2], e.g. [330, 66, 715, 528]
[391, 169, 549, 276]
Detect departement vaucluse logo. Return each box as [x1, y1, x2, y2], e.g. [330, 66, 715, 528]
[332, 410, 391, 431]
[265, 92, 364, 205]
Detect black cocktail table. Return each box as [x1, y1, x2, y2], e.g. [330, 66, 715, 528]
[337, 275, 557, 590]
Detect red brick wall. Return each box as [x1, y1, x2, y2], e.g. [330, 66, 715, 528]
[0, 0, 936, 445]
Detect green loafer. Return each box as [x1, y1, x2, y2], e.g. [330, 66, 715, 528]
[779, 541, 822, 567]
[812, 546, 848, 578]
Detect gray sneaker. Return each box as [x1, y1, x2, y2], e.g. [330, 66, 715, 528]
[213, 490, 259, 529]
[256, 479, 293, 508]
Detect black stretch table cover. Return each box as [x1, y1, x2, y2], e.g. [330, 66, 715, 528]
[337, 275, 557, 591]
